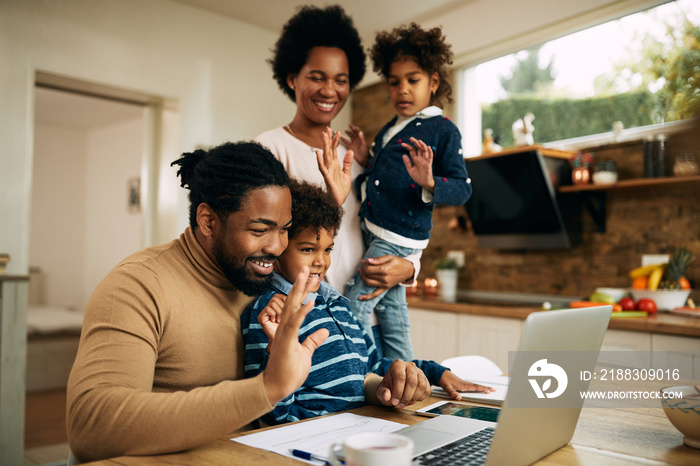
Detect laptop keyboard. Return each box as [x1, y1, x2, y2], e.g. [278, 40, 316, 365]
[414, 427, 495, 465]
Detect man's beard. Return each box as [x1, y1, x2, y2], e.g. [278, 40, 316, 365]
[212, 235, 274, 297]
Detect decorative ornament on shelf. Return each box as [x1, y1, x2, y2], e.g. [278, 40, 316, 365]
[673, 152, 699, 177]
[593, 160, 618, 185]
[612, 121, 624, 141]
[423, 277, 439, 297]
[512, 113, 535, 147]
[481, 128, 502, 155]
[0, 253, 9, 275]
[570, 150, 594, 185]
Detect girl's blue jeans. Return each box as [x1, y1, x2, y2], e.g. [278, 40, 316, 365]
[345, 227, 418, 361]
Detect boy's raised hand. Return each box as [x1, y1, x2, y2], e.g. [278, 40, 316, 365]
[401, 137, 435, 193]
[341, 124, 370, 167]
[316, 126, 354, 206]
[262, 266, 330, 405]
[257, 293, 286, 343]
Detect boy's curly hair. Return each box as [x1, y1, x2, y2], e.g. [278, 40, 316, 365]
[370, 23, 453, 107]
[269, 5, 366, 102]
[288, 180, 343, 240]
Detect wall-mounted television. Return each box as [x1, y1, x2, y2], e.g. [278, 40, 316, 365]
[464, 150, 581, 250]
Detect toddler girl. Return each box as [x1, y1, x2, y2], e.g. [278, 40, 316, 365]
[341, 23, 472, 360]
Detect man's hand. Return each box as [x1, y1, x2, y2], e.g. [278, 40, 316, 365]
[376, 360, 431, 409]
[316, 126, 353, 206]
[257, 293, 286, 343]
[262, 267, 329, 405]
[357, 255, 415, 301]
[438, 371, 496, 401]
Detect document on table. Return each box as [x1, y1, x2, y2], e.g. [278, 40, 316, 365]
[232, 413, 406, 464]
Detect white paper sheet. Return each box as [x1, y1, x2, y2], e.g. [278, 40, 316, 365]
[232, 413, 406, 464]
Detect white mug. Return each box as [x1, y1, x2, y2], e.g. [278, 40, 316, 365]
[328, 432, 414, 466]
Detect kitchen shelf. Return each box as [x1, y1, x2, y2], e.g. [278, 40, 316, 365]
[558, 174, 700, 192]
[558, 175, 700, 232]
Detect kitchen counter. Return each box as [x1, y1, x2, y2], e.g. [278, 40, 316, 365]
[407, 296, 700, 338]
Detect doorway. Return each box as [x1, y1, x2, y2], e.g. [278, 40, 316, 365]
[25, 75, 178, 461]
[31, 86, 147, 312]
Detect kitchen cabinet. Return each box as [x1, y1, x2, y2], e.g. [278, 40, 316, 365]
[457, 314, 522, 372]
[408, 293, 700, 389]
[408, 307, 521, 371]
[651, 333, 700, 379]
[554, 327, 700, 378]
[409, 308, 459, 362]
[599, 329, 653, 369]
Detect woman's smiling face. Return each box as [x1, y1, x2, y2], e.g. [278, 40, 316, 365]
[287, 46, 350, 128]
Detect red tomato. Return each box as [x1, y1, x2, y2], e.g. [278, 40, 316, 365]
[636, 298, 657, 314]
[618, 297, 636, 311]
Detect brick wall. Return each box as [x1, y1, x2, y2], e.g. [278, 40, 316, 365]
[351, 82, 700, 301]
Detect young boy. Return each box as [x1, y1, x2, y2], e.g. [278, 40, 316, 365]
[241, 180, 492, 425]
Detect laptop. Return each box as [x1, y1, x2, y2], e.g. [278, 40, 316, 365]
[397, 305, 612, 466]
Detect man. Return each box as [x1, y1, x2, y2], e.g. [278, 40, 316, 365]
[66, 141, 432, 463]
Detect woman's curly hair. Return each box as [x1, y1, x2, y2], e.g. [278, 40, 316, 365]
[370, 23, 453, 107]
[269, 4, 366, 102]
[288, 179, 343, 240]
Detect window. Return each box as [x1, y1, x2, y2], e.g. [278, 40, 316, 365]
[459, 0, 699, 156]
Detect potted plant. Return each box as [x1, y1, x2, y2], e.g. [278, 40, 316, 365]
[435, 257, 459, 302]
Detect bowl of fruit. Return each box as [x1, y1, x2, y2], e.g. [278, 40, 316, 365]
[629, 289, 691, 311]
[628, 248, 694, 311]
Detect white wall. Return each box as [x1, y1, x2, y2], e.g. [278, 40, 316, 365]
[0, 0, 660, 274]
[31, 114, 145, 310]
[0, 0, 304, 274]
[30, 124, 88, 308]
[83, 118, 145, 309]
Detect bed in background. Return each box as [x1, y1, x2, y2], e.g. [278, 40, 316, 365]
[26, 267, 84, 392]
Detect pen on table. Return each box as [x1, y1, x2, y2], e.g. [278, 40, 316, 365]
[289, 448, 340, 465]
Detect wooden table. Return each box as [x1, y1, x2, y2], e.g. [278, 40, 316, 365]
[83, 396, 700, 465]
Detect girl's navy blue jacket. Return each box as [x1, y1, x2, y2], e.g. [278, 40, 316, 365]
[356, 114, 471, 240]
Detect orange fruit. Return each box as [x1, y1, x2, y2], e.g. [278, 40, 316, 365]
[632, 276, 648, 289]
[679, 277, 691, 290]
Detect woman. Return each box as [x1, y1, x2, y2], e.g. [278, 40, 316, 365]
[256, 5, 418, 356]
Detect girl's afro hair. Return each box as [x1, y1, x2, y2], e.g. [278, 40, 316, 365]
[370, 23, 454, 106]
